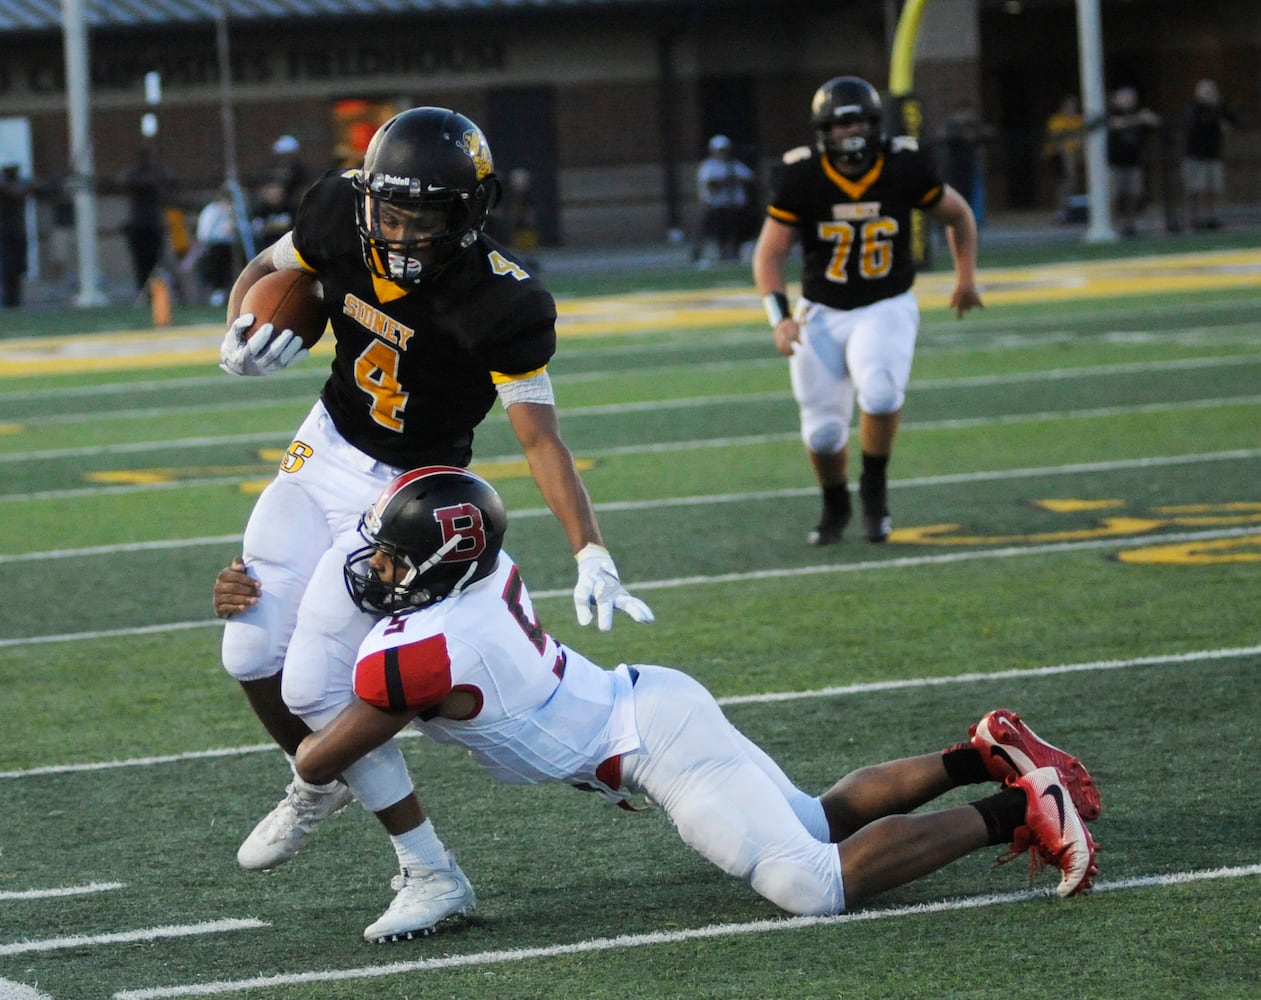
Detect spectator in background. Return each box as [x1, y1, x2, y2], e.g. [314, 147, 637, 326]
[186, 186, 238, 306]
[253, 135, 312, 249]
[695, 134, 755, 265]
[1043, 95, 1084, 223]
[0, 163, 34, 308]
[1182, 79, 1237, 231]
[44, 171, 78, 287]
[118, 145, 176, 291]
[1106, 86, 1161, 236]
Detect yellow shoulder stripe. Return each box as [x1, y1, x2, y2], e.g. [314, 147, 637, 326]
[490, 364, 549, 385]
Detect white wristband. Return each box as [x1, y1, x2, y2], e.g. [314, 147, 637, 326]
[762, 292, 791, 328]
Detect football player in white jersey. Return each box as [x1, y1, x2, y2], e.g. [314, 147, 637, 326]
[269, 466, 1100, 939]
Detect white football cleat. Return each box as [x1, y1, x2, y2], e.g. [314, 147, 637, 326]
[364, 856, 476, 943]
[236, 778, 353, 871]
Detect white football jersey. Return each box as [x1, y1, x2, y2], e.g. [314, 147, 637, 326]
[353, 553, 640, 788]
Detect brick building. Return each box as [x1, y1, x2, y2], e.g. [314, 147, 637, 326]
[0, 0, 1256, 281]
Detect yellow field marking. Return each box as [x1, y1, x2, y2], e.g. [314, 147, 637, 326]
[83, 455, 592, 493]
[1030, 498, 1126, 512]
[2, 248, 1258, 377]
[893, 516, 1167, 545]
[1117, 533, 1261, 564]
[893, 498, 1261, 547]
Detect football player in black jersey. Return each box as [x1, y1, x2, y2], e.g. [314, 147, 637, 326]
[753, 76, 982, 545]
[213, 107, 652, 941]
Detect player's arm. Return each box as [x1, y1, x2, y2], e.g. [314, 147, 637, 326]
[225, 243, 280, 321]
[295, 697, 415, 786]
[219, 233, 312, 376]
[927, 186, 983, 319]
[502, 390, 653, 630]
[506, 399, 602, 553]
[752, 215, 801, 356]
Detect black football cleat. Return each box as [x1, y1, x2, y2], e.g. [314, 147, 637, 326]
[808, 490, 852, 546]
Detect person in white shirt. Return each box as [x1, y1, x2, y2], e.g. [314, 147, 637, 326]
[695, 134, 756, 263]
[262, 466, 1102, 940]
[189, 187, 237, 305]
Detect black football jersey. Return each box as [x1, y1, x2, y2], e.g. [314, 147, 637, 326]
[291, 170, 558, 468]
[766, 139, 944, 310]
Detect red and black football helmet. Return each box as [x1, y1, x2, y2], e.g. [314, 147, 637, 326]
[344, 466, 507, 615]
[811, 76, 884, 169]
[353, 107, 501, 285]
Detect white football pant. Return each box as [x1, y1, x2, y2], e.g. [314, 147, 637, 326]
[221, 399, 416, 812]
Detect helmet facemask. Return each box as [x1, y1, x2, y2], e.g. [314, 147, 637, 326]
[342, 465, 507, 616]
[811, 77, 884, 172]
[344, 517, 478, 616]
[355, 179, 477, 286]
[817, 109, 881, 169]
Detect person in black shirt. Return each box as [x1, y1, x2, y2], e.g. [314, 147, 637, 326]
[214, 107, 653, 941]
[0, 164, 33, 307]
[753, 77, 981, 546]
[1182, 79, 1237, 230]
[1106, 86, 1161, 236]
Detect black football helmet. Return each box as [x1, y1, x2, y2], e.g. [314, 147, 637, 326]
[344, 466, 507, 615]
[811, 76, 884, 169]
[352, 107, 501, 285]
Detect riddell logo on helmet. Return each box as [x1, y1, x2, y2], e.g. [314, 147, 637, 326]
[374, 173, 415, 189]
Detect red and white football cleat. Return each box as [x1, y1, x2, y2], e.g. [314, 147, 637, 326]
[971, 708, 1101, 821]
[1004, 766, 1099, 898]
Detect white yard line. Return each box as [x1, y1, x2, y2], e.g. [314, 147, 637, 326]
[109, 864, 1261, 998]
[2, 443, 1261, 547]
[1, 523, 1257, 653]
[3, 643, 1257, 780]
[0, 882, 125, 900]
[0, 919, 269, 957]
[2, 351, 1258, 437]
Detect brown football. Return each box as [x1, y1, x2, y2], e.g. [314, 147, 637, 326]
[239, 270, 327, 349]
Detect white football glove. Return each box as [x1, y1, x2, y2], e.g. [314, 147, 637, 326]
[219, 313, 309, 376]
[573, 543, 655, 631]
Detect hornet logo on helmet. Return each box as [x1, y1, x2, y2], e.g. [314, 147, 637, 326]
[459, 128, 494, 180]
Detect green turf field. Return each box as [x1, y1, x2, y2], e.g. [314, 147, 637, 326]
[1, 241, 1259, 999]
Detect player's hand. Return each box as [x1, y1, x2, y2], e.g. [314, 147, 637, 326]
[573, 544, 654, 631]
[772, 317, 803, 357]
[219, 313, 309, 376]
[214, 557, 260, 619]
[950, 284, 984, 319]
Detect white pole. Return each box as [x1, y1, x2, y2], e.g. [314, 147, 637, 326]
[1076, 0, 1116, 243]
[61, 0, 108, 305]
[217, 3, 255, 259]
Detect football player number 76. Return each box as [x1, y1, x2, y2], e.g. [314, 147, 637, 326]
[818, 218, 897, 284]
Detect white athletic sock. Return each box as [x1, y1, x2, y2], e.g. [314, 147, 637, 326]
[391, 818, 449, 871]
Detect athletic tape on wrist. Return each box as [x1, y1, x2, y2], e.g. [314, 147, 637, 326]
[762, 292, 790, 328]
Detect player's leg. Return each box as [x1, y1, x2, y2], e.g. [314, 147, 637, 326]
[225, 478, 350, 872]
[838, 766, 1097, 907]
[284, 542, 475, 941]
[353, 786, 476, 943]
[790, 302, 856, 545]
[622, 666, 845, 916]
[1205, 160, 1224, 228]
[818, 752, 956, 841]
[847, 292, 918, 542]
[221, 472, 328, 757]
